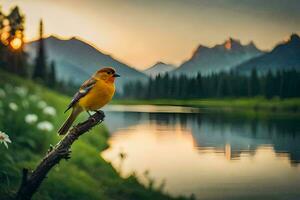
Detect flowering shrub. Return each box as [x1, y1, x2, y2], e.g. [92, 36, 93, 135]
[0, 84, 57, 151]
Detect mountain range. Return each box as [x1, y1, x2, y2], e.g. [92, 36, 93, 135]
[171, 38, 263, 76]
[143, 62, 176, 77]
[235, 34, 300, 73]
[25, 36, 147, 91]
[26, 34, 300, 87]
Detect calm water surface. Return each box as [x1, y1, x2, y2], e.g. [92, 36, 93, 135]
[101, 105, 300, 200]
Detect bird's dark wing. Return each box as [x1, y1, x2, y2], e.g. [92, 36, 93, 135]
[64, 78, 97, 113]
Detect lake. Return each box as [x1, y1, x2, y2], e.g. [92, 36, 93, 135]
[101, 105, 300, 200]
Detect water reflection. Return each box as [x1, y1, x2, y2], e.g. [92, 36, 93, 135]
[101, 105, 300, 199]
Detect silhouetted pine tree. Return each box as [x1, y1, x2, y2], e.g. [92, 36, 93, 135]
[33, 19, 47, 81]
[195, 73, 202, 97]
[121, 70, 300, 99]
[248, 69, 259, 96]
[0, 6, 28, 76]
[265, 70, 275, 99]
[0, 8, 6, 69]
[47, 60, 57, 88]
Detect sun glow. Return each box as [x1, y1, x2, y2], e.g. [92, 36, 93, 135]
[10, 38, 22, 50]
[225, 40, 232, 50]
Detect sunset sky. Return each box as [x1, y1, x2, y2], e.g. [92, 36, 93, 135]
[1, 0, 299, 69]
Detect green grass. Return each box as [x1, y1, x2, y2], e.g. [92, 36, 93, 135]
[0, 70, 187, 200]
[112, 98, 300, 115]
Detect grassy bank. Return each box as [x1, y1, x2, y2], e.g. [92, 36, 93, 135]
[112, 98, 300, 115]
[0, 71, 186, 200]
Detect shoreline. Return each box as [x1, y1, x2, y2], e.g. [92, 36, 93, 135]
[111, 98, 300, 117]
[0, 70, 187, 200]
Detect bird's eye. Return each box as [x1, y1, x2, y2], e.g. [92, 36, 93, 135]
[107, 71, 111, 75]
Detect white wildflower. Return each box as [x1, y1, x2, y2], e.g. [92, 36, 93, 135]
[15, 86, 28, 97]
[0, 88, 6, 98]
[0, 131, 11, 149]
[25, 114, 38, 124]
[9, 102, 18, 111]
[37, 101, 47, 109]
[37, 121, 54, 132]
[43, 106, 56, 116]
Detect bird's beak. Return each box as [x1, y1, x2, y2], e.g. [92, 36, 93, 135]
[113, 73, 120, 77]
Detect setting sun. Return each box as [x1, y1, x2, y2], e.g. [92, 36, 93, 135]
[10, 38, 22, 50]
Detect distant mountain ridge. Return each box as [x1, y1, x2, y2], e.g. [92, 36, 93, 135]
[25, 35, 147, 91]
[235, 34, 300, 73]
[172, 38, 263, 76]
[143, 62, 176, 77]
[25, 34, 300, 88]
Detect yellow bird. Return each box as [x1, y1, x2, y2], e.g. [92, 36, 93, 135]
[58, 67, 120, 135]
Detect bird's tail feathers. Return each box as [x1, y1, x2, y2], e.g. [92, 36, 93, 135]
[58, 107, 81, 135]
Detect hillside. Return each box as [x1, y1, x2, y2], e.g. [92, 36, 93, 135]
[0, 70, 186, 200]
[25, 36, 148, 91]
[172, 38, 263, 76]
[235, 34, 300, 73]
[143, 62, 176, 77]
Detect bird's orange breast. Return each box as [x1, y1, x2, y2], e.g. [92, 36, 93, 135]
[78, 80, 115, 111]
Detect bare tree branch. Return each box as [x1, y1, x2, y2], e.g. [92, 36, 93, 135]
[16, 111, 105, 200]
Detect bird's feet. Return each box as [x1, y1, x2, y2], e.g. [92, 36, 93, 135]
[95, 110, 105, 117]
[86, 111, 92, 117]
[57, 148, 72, 160]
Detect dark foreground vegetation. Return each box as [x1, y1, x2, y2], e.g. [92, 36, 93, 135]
[0, 70, 187, 200]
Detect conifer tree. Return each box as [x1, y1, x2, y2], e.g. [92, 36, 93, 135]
[0, 8, 6, 69]
[121, 70, 300, 100]
[33, 19, 47, 81]
[249, 69, 259, 96]
[4, 6, 27, 76]
[48, 60, 56, 88]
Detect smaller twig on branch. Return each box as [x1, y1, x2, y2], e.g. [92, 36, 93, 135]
[16, 111, 105, 200]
